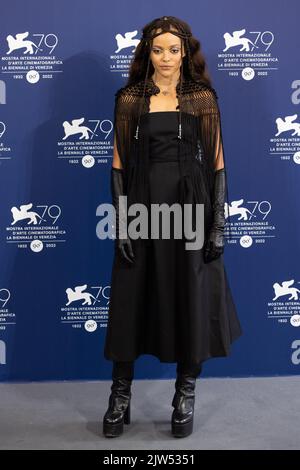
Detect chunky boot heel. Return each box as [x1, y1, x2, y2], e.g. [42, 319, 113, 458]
[124, 401, 130, 425]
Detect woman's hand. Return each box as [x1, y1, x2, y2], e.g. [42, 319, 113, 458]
[203, 238, 224, 263]
[117, 238, 135, 263]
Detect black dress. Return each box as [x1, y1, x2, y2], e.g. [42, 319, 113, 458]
[104, 111, 242, 364]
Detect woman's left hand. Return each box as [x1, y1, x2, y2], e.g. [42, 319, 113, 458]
[203, 236, 224, 263]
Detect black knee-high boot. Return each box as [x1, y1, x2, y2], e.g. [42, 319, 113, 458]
[103, 361, 134, 438]
[171, 361, 202, 438]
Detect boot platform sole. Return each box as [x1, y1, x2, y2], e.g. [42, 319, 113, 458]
[172, 418, 193, 438]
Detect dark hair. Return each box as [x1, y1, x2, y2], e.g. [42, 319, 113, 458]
[126, 16, 212, 87]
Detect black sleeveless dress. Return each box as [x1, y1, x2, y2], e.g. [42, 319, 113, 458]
[104, 111, 242, 364]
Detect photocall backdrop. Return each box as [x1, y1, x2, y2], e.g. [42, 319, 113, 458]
[1, 0, 300, 382]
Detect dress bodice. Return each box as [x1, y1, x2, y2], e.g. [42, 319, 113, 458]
[148, 111, 180, 161]
[144, 111, 199, 162]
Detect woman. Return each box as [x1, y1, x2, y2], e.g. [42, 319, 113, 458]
[102, 16, 242, 438]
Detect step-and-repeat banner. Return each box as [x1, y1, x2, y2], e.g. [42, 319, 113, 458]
[1, 0, 300, 381]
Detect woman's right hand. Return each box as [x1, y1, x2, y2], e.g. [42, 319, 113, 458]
[117, 238, 135, 263]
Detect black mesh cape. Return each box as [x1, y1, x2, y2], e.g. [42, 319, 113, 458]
[112, 76, 232, 242]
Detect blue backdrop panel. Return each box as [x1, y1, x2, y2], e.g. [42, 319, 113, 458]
[0, 0, 300, 381]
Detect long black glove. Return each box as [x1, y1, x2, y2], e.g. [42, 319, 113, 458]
[111, 167, 135, 263]
[204, 168, 226, 263]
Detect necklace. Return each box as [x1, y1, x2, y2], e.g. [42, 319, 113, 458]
[152, 77, 178, 96]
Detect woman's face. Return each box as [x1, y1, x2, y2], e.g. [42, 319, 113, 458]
[150, 29, 185, 79]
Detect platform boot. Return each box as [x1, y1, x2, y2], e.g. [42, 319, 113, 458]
[102, 360, 134, 437]
[171, 361, 202, 438]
